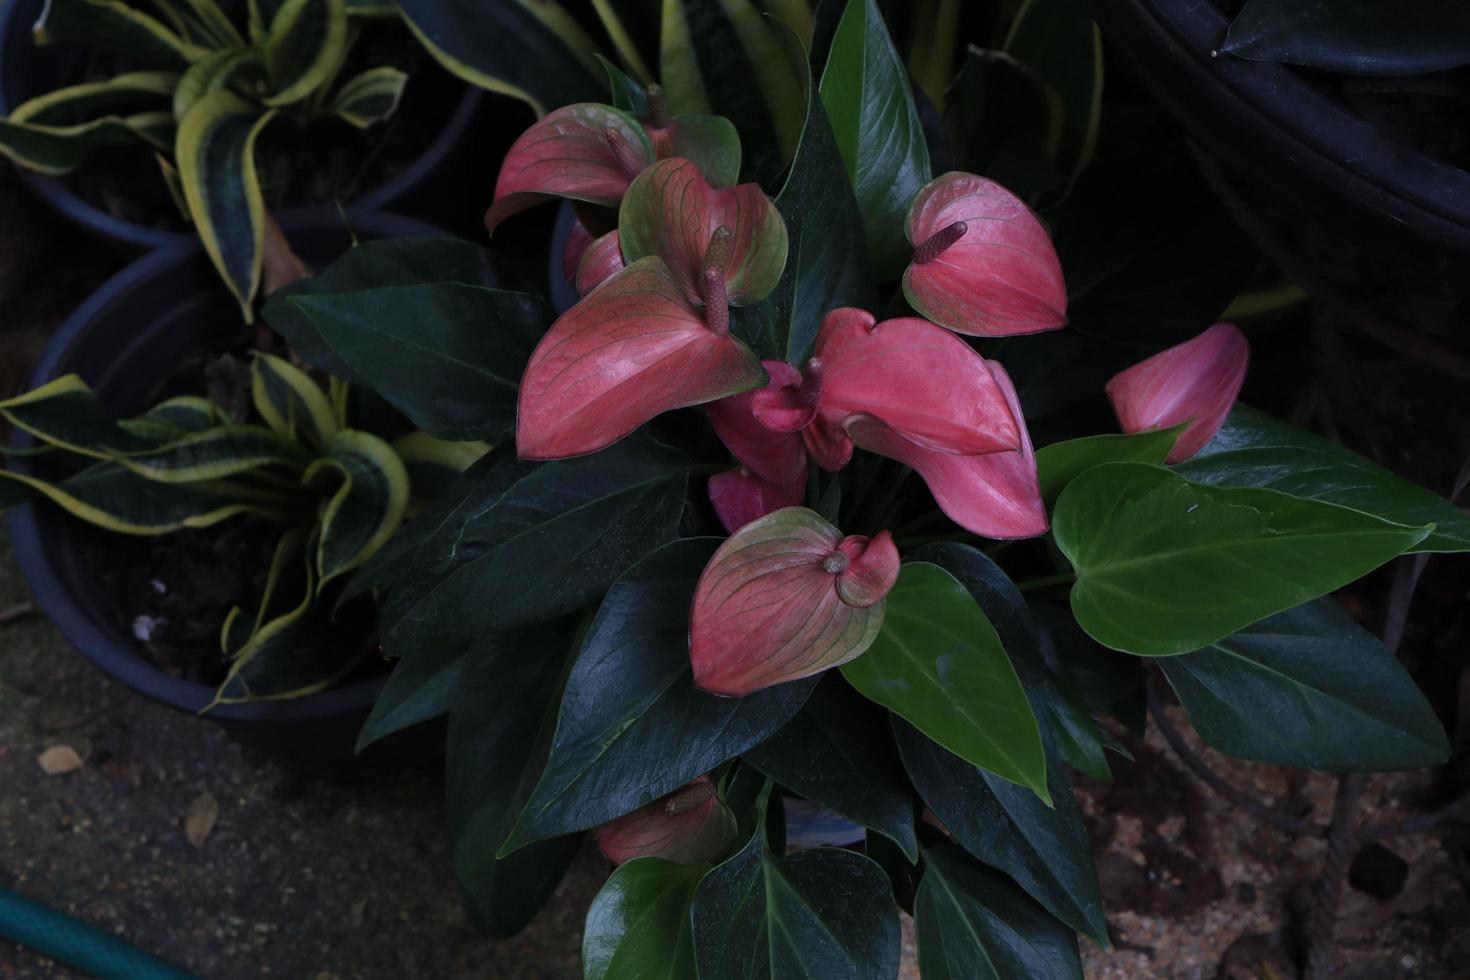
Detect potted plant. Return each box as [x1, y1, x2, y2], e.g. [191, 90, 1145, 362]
[1, 209, 510, 774]
[0, 0, 484, 299]
[258, 0, 1464, 971]
[1094, 0, 1470, 349]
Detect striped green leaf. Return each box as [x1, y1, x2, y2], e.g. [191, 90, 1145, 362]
[174, 48, 268, 120]
[222, 528, 308, 655]
[0, 111, 173, 176]
[129, 395, 228, 437]
[398, 0, 604, 115]
[8, 71, 178, 124]
[0, 461, 273, 535]
[392, 431, 490, 509]
[119, 425, 311, 483]
[250, 352, 338, 448]
[261, 0, 349, 106]
[330, 66, 408, 128]
[0, 375, 156, 457]
[176, 90, 275, 316]
[345, 0, 398, 17]
[35, 0, 206, 68]
[305, 430, 410, 590]
[149, 0, 244, 48]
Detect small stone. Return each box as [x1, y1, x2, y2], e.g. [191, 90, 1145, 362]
[184, 793, 220, 848]
[37, 745, 84, 775]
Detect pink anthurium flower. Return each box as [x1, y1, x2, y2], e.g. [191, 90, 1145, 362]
[618, 157, 788, 307]
[845, 361, 1048, 540]
[706, 360, 808, 532]
[484, 103, 654, 235]
[516, 256, 767, 460]
[562, 218, 595, 287]
[593, 775, 738, 865]
[1106, 322, 1250, 463]
[640, 85, 741, 188]
[575, 230, 625, 296]
[902, 172, 1067, 337]
[690, 507, 899, 696]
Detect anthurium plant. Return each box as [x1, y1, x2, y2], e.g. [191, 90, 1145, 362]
[0, 0, 410, 314]
[225, 1, 1459, 975]
[0, 355, 484, 704]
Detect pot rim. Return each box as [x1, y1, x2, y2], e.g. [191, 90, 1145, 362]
[0, 0, 482, 250]
[5, 208, 450, 723]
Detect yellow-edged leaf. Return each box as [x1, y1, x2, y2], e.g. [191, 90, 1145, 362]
[36, 0, 207, 68]
[304, 429, 409, 590]
[250, 353, 338, 447]
[329, 66, 408, 128]
[261, 0, 349, 106]
[117, 424, 311, 483]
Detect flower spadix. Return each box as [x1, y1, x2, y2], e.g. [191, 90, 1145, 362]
[593, 775, 738, 865]
[516, 256, 766, 460]
[690, 507, 899, 696]
[902, 172, 1067, 337]
[1106, 322, 1250, 462]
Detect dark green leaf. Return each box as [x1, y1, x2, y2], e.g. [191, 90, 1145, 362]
[945, 44, 1062, 201]
[915, 844, 1083, 980]
[1001, 0, 1100, 186]
[262, 237, 507, 381]
[1034, 428, 1183, 510]
[398, 0, 605, 114]
[818, 0, 931, 279]
[0, 375, 158, 457]
[356, 639, 466, 751]
[691, 821, 900, 980]
[731, 23, 875, 363]
[1179, 405, 1470, 554]
[744, 675, 919, 860]
[597, 53, 649, 114]
[447, 620, 584, 936]
[502, 538, 817, 851]
[36, 0, 201, 68]
[261, 0, 348, 106]
[1032, 599, 1146, 736]
[1053, 462, 1432, 656]
[583, 857, 706, 980]
[842, 562, 1048, 800]
[895, 719, 1107, 947]
[285, 283, 548, 442]
[1223, 0, 1470, 75]
[1159, 598, 1450, 771]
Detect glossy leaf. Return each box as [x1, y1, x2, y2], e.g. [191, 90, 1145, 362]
[502, 538, 817, 851]
[583, 858, 706, 980]
[250, 353, 337, 448]
[355, 639, 467, 751]
[1178, 405, 1470, 554]
[516, 257, 766, 459]
[331, 66, 409, 128]
[661, 114, 743, 189]
[1106, 323, 1249, 462]
[618, 158, 789, 306]
[1223, 0, 1470, 75]
[744, 675, 919, 859]
[915, 845, 1083, 980]
[447, 620, 585, 936]
[1034, 427, 1183, 510]
[902, 172, 1067, 338]
[398, 0, 604, 115]
[262, 237, 506, 380]
[818, 0, 931, 279]
[484, 104, 652, 234]
[731, 24, 874, 364]
[690, 822, 900, 980]
[1053, 463, 1433, 656]
[842, 562, 1048, 799]
[895, 719, 1107, 947]
[303, 430, 410, 590]
[286, 282, 547, 442]
[176, 91, 275, 316]
[1159, 599, 1450, 771]
[261, 0, 348, 106]
[691, 509, 897, 695]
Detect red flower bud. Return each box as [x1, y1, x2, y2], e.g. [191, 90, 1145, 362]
[593, 775, 738, 865]
[1106, 322, 1249, 462]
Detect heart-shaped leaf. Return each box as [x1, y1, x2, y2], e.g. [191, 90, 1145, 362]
[1053, 462, 1433, 655]
[583, 857, 708, 980]
[902, 172, 1067, 337]
[502, 538, 817, 852]
[1106, 323, 1249, 462]
[1178, 405, 1470, 554]
[1159, 598, 1450, 771]
[517, 257, 768, 459]
[618, 158, 789, 306]
[1034, 427, 1184, 510]
[690, 508, 898, 695]
[842, 562, 1048, 799]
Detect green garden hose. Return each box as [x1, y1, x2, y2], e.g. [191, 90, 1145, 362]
[0, 889, 199, 979]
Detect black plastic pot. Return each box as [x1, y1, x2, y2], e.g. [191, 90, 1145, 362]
[1096, 0, 1470, 346]
[6, 209, 450, 777]
[0, 0, 486, 248]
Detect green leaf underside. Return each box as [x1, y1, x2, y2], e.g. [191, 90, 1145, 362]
[1160, 598, 1449, 772]
[501, 538, 817, 852]
[1053, 462, 1432, 656]
[842, 562, 1048, 800]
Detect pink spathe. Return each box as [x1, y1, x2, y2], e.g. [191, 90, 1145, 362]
[593, 776, 737, 865]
